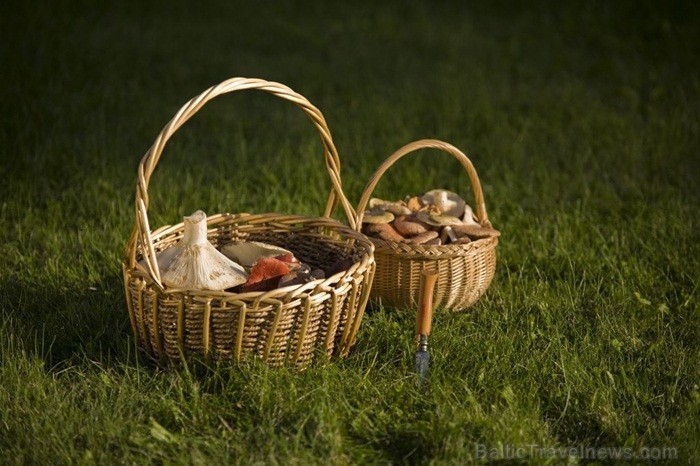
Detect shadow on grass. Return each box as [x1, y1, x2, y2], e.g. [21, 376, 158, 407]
[0, 274, 388, 376]
[0, 274, 136, 369]
[368, 428, 434, 465]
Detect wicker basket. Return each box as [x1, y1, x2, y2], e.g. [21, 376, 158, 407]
[356, 139, 497, 311]
[122, 77, 375, 367]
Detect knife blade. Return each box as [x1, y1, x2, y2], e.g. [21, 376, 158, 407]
[416, 269, 439, 387]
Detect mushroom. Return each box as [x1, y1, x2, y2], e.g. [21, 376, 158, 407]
[451, 223, 501, 239]
[243, 257, 290, 291]
[461, 204, 479, 226]
[440, 226, 458, 244]
[278, 265, 319, 288]
[393, 215, 429, 237]
[416, 211, 463, 227]
[421, 189, 466, 218]
[369, 198, 412, 216]
[221, 241, 294, 268]
[155, 210, 248, 290]
[365, 223, 406, 242]
[361, 209, 395, 224]
[405, 196, 423, 212]
[273, 253, 303, 270]
[407, 231, 439, 244]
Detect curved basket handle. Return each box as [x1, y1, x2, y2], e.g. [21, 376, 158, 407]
[356, 139, 491, 227]
[126, 77, 359, 280]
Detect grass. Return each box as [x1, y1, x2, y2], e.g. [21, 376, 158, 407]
[1, 0, 699, 463]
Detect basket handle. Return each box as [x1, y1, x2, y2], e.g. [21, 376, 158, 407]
[356, 139, 491, 227]
[125, 77, 359, 277]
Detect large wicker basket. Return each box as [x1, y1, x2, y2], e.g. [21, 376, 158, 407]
[123, 77, 375, 367]
[356, 139, 497, 311]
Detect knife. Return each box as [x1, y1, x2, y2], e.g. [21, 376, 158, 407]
[416, 269, 439, 387]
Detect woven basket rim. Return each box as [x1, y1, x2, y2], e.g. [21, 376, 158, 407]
[369, 234, 498, 254]
[144, 211, 371, 244]
[125, 211, 375, 300]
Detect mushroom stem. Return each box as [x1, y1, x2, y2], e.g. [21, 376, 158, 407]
[183, 210, 208, 245]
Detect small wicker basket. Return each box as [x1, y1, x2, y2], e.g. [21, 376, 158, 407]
[123, 77, 375, 367]
[356, 139, 497, 311]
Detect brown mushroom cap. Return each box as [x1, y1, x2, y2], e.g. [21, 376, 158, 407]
[366, 223, 406, 242]
[451, 223, 501, 239]
[407, 230, 439, 244]
[393, 216, 429, 237]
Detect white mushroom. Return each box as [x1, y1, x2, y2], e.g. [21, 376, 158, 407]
[440, 226, 458, 244]
[421, 189, 466, 218]
[156, 210, 248, 290]
[461, 204, 479, 226]
[221, 241, 293, 268]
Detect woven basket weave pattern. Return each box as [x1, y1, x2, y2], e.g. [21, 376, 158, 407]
[123, 78, 375, 367]
[371, 236, 497, 309]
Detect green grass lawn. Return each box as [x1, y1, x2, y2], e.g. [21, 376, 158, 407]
[1, 1, 699, 463]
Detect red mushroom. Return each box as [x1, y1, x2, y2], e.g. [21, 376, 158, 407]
[241, 257, 291, 292]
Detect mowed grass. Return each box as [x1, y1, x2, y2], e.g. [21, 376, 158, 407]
[1, 1, 699, 464]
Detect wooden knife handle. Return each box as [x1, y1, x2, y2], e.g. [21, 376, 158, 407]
[416, 269, 439, 336]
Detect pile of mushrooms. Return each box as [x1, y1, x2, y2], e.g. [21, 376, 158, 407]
[149, 210, 351, 292]
[221, 241, 329, 292]
[361, 189, 500, 246]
